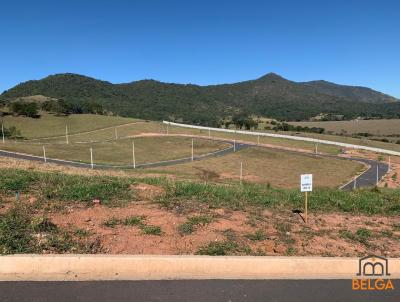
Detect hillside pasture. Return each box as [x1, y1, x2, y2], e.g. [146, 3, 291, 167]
[1, 113, 139, 139]
[0, 136, 230, 166]
[290, 119, 400, 136]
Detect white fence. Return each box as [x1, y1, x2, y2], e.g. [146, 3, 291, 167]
[163, 121, 400, 157]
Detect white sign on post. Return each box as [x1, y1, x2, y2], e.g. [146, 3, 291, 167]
[300, 174, 313, 192]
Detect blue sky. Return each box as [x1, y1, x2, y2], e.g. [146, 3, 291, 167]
[1, 0, 399, 97]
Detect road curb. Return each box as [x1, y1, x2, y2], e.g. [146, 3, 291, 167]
[1, 255, 399, 281]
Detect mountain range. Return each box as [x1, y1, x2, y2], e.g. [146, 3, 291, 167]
[1, 73, 399, 125]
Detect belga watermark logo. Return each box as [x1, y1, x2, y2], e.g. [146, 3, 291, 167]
[352, 255, 394, 291]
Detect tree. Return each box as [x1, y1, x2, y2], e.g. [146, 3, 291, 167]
[9, 102, 39, 118]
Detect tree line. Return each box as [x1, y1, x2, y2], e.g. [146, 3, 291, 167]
[5, 100, 105, 118]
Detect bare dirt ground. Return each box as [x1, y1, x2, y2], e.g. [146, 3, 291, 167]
[14, 183, 396, 257]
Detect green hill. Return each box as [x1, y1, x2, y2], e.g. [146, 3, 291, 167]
[1, 73, 399, 125]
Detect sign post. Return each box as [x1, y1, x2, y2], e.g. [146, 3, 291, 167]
[240, 162, 243, 183]
[66, 125, 69, 144]
[90, 147, 94, 169]
[191, 139, 194, 161]
[300, 174, 313, 224]
[42, 146, 47, 163]
[132, 140, 136, 168]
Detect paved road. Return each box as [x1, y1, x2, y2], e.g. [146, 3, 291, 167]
[1, 280, 398, 302]
[0, 138, 387, 190]
[340, 157, 389, 190]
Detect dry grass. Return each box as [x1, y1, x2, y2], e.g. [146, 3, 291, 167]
[290, 119, 400, 136]
[0, 136, 230, 165]
[2, 113, 139, 139]
[148, 147, 364, 188]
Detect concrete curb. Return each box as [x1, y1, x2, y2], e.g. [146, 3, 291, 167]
[1, 255, 399, 281]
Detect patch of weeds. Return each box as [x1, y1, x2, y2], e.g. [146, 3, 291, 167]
[74, 228, 91, 238]
[286, 247, 297, 256]
[41, 174, 133, 206]
[0, 169, 39, 194]
[252, 248, 267, 256]
[31, 217, 58, 233]
[339, 228, 372, 246]
[0, 205, 101, 254]
[124, 216, 145, 226]
[275, 222, 295, 244]
[356, 228, 371, 243]
[275, 222, 292, 233]
[196, 241, 251, 256]
[246, 216, 258, 227]
[245, 230, 267, 241]
[392, 223, 400, 231]
[298, 227, 315, 240]
[222, 229, 237, 241]
[194, 167, 220, 183]
[0, 169, 135, 206]
[103, 217, 122, 228]
[178, 215, 213, 235]
[141, 225, 162, 235]
[339, 229, 356, 241]
[380, 229, 393, 238]
[103, 215, 162, 236]
[0, 205, 35, 254]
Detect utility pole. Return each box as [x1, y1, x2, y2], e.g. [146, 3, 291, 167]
[115, 127, 118, 140]
[234, 139, 236, 152]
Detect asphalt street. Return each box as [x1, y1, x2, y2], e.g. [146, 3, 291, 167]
[0, 280, 398, 302]
[340, 157, 389, 190]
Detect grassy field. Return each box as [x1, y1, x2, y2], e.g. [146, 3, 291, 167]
[167, 124, 342, 155]
[0, 136, 230, 165]
[0, 113, 394, 188]
[289, 119, 400, 136]
[1, 112, 139, 139]
[149, 147, 363, 188]
[168, 123, 400, 153]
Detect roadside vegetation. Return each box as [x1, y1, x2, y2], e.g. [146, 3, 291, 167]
[0, 204, 101, 254]
[1, 167, 399, 256]
[1, 168, 399, 216]
[103, 215, 162, 235]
